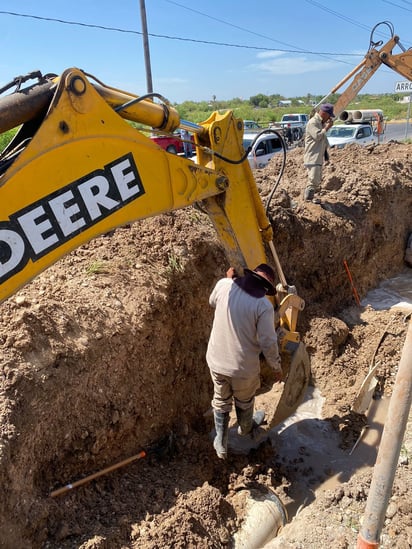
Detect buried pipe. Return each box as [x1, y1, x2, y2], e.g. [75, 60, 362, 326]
[356, 318, 412, 549]
[233, 488, 288, 548]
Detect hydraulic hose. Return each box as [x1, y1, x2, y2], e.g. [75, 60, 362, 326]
[263, 129, 287, 216]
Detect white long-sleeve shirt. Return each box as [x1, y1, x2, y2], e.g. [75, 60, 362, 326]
[206, 278, 281, 378]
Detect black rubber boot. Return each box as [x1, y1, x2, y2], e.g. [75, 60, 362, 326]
[213, 411, 230, 459]
[304, 187, 314, 201]
[236, 407, 265, 436]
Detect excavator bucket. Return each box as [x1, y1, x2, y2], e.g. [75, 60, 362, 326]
[257, 281, 311, 428]
[257, 343, 311, 429]
[269, 342, 311, 427]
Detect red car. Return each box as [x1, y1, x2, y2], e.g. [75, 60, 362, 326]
[150, 132, 184, 155]
[150, 131, 194, 156]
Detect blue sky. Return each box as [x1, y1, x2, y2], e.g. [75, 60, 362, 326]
[1, 1, 411, 104]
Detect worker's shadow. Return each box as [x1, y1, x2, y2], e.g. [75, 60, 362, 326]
[320, 200, 364, 221]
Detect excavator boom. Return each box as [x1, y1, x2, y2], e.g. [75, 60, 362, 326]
[320, 23, 412, 118]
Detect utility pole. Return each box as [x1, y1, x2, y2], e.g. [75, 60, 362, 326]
[139, 0, 153, 94]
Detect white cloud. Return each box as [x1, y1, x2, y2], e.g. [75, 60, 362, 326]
[250, 51, 338, 76]
[256, 51, 285, 60]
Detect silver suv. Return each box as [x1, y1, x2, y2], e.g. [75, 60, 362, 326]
[243, 132, 285, 169]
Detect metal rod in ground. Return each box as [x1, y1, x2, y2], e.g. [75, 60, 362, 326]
[343, 259, 361, 306]
[356, 318, 412, 548]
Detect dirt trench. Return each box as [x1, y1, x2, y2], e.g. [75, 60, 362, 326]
[0, 142, 411, 548]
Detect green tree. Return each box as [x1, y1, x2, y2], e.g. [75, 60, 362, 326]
[250, 94, 268, 107]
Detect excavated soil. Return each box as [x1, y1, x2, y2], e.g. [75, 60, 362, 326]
[0, 141, 411, 548]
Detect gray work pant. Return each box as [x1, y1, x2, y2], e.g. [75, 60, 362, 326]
[210, 369, 260, 413]
[305, 164, 323, 192]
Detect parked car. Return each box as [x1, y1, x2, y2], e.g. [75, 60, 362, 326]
[243, 132, 285, 169]
[150, 132, 183, 154]
[326, 123, 378, 149]
[150, 130, 194, 155]
[243, 120, 261, 130]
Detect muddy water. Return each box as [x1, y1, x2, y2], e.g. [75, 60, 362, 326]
[268, 269, 411, 517]
[361, 267, 412, 312]
[226, 269, 411, 520]
[269, 387, 389, 517]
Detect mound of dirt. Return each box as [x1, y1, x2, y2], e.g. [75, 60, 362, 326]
[0, 141, 411, 548]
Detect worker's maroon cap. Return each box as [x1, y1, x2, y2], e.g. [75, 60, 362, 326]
[244, 263, 276, 295]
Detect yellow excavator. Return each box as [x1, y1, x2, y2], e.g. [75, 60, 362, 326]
[0, 67, 309, 427]
[0, 21, 410, 428]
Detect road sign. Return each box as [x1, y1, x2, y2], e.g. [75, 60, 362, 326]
[394, 81, 412, 92]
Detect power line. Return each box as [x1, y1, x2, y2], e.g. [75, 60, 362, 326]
[164, 0, 355, 66]
[305, 0, 411, 46]
[0, 10, 136, 35]
[0, 9, 360, 58]
[304, 0, 372, 32]
[382, 0, 412, 12]
[165, 0, 319, 53]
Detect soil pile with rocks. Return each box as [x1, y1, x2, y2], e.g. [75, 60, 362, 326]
[0, 141, 411, 548]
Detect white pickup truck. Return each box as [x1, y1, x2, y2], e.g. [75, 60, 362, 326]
[271, 113, 309, 141]
[326, 123, 378, 149]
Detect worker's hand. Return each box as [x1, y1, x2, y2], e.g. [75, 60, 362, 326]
[324, 118, 334, 130]
[226, 267, 238, 279]
[273, 369, 283, 383]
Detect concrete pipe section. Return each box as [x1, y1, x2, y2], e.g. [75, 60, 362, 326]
[232, 487, 288, 549]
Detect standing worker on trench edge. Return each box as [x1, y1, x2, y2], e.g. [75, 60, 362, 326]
[206, 264, 283, 459]
[303, 103, 335, 204]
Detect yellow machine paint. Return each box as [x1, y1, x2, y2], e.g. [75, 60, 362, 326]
[317, 25, 412, 117]
[0, 69, 268, 299]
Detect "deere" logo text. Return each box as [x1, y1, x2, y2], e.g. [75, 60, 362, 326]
[0, 153, 144, 283]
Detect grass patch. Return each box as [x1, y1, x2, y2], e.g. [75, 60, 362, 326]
[86, 260, 108, 275]
[166, 252, 184, 274]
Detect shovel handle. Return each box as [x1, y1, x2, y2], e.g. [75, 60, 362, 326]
[50, 450, 147, 497]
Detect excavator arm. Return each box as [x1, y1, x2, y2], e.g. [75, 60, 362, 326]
[320, 22, 412, 118]
[0, 68, 274, 300]
[0, 67, 309, 425]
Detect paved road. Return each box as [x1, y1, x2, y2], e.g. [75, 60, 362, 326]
[384, 121, 411, 142]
